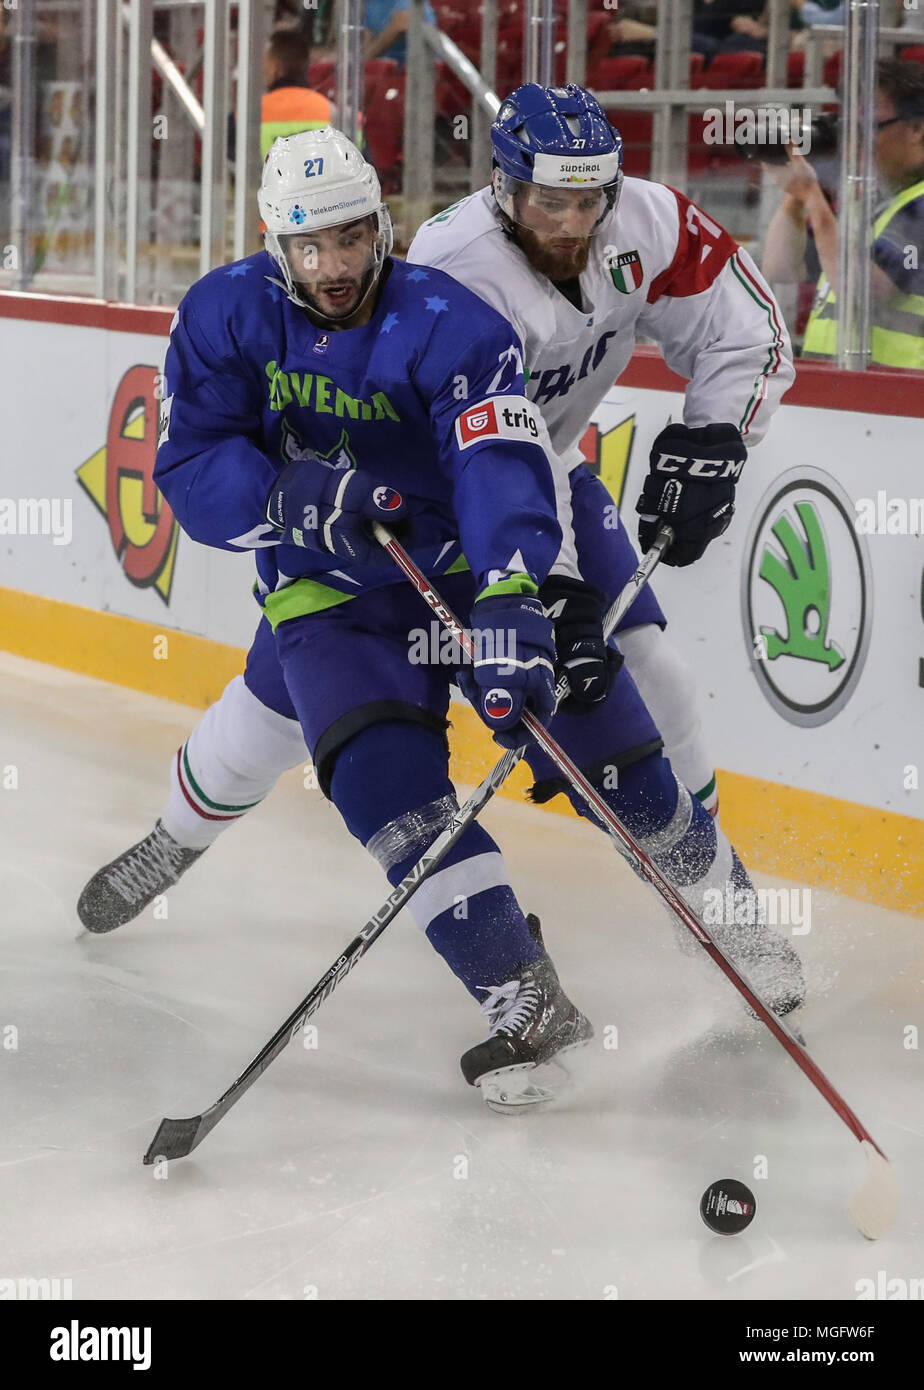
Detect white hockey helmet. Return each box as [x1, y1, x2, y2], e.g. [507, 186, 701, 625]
[258, 126, 393, 314]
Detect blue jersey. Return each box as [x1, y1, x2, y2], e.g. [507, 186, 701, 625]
[154, 254, 563, 613]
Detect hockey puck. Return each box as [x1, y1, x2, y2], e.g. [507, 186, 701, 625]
[700, 1179, 756, 1234]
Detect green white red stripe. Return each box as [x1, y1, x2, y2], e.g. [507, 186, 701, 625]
[730, 251, 786, 436]
[175, 743, 260, 823]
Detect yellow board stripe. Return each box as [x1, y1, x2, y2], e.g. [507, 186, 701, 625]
[0, 586, 246, 710]
[1, 585, 921, 916]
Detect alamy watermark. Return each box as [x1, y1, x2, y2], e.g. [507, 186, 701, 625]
[408, 621, 518, 671]
[702, 884, 812, 935]
[702, 102, 812, 154]
[854, 491, 923, 536]
[49, 1320, 151, 1369]
[0, 1275, 72, 1299]
[855, 1270, 924, 1299]
[0, 498, 72, 546]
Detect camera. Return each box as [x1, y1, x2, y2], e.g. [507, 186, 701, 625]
[734, 110, 840, 163]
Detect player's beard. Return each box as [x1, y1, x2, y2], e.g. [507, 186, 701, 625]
[516, 226, 591, 280]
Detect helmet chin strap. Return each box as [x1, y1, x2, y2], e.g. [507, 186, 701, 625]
[264, 256, 382, 324]
[301, 262, 381, 327]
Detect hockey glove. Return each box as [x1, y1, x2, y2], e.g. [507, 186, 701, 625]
[636, 423, 747, 567]
[266, 458, 408, 567]
[539, 575, 622, 712]
[456, 583, 557, 749]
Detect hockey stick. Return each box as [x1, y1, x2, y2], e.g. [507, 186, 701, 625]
[142, 537, 668, 1166]
[377, 527, 899, 1241]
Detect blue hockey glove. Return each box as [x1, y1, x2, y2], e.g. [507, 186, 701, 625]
[636, 423, 747, 567]
[266, 457, 407, 567]
[456, 581, 557, 748]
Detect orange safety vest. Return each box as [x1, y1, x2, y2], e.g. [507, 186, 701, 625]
[261, 87, 332, 159]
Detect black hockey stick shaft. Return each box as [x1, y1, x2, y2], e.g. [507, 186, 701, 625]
[378, 530, 893, 1181]
[142, 542, 667, 1164]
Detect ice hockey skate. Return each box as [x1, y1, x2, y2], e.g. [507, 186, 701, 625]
[460, 940, 594, 1113]
[708, 906, 806, 1021]
[77, 820, 204, 933]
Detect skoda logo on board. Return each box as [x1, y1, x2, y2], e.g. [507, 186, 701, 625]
[741, 467, 872, 726]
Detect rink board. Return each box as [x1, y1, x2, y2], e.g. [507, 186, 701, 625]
[0, 294, 921, 913]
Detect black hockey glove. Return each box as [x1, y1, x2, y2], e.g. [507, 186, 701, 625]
[636, 423, 747, 567]
[538, 575, 622, 712]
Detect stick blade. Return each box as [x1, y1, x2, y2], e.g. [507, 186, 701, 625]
[143, 1115, 205, 1165]
[848, 1140, 899, 1240]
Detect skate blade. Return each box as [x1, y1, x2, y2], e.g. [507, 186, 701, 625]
[478, 1066, 556, 1114]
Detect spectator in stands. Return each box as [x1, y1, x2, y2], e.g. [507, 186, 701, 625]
[365, 0, 436, 66]
[728, 0, 841, 51]
[692, 0, 768, 56]
[274, 0, 336, 55]
[761, 58, 924, 368]
[260, 30, 333, 159]
[604, 2, 657, 60]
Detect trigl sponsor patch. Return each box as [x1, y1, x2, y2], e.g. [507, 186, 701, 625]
[455, 395, 541, 450]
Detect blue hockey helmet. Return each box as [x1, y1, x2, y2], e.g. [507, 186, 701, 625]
[491, 83, 624, 234]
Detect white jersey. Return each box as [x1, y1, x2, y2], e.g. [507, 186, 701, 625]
[407, 179, 794, 470]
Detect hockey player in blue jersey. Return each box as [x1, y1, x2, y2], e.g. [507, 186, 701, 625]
[149, 126, 601, 1090]
[79, 127, 804, 1098]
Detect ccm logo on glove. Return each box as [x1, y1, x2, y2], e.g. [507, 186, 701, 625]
[455, 395, 541, 449]
[637, 422, 747, 568]
[654, 452, 745, 480]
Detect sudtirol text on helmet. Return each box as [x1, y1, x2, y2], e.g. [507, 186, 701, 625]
[258, 126, 394, 316]
[490, 83, 624, 233]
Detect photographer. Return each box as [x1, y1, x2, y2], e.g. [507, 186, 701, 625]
[761, 58, 924, 368]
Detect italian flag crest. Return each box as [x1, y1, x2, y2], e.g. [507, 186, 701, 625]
[609, 249, 643, 294]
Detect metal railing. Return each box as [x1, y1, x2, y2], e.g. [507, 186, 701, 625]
[1, 0, 912, 370]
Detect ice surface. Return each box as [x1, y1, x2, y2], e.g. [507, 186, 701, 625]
[1, 651, 921, 1300]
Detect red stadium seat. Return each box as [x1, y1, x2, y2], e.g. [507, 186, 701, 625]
[694, 51, 765, 89]
[307, 60, 335, 98]
[587, 12, 611, 69]
[496, 53, 524, 100]
[364, 76, 405, 195]
[689, 53, 705, 81]
[432, 3, 463, 23]
[899, 44, 924, 65]
[687, 111, 740, 173]
[496, 23, 523, 81]
[607, 111, 653, 178]
[823, 50, 843, 89]
[787, 51, 806, 87]
[589, 56, 652, 92]
[435, 60, 471, 118]
[365, 58, 400, 86]
[442, 15, 480, 60]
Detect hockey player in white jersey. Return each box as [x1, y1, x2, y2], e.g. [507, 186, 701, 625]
[77, 95, 803, 1033]
[407, 82, 794, 817]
